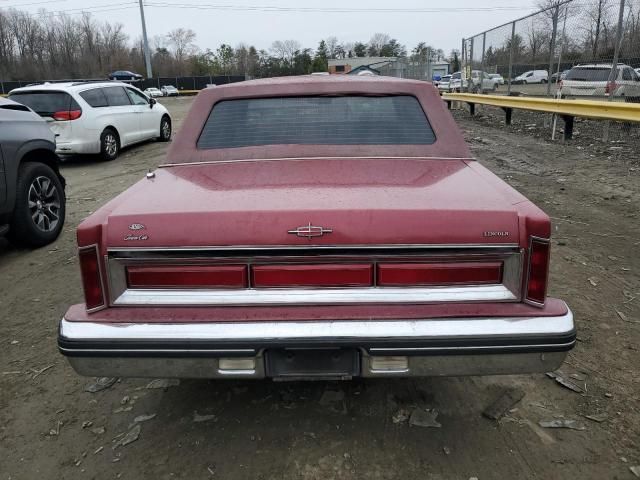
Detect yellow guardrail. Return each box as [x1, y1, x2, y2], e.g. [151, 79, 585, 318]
[442, 93, 640, 122]
[442, 92, 640, 139]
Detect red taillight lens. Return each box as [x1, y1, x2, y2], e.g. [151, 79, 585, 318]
[52, 109, 82, 121]
[79, 246, 105, 310]
[252, 264, 373, 288]
[127, 265, 247, 289]
[526, 238, 550, 305]
[377, 262, 502, 286]
[605, 81, 617, 95]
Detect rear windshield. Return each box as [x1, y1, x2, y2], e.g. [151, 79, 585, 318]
[566, 67, 618, 81]
[8, 91, 80, 116]
[197, 95, 435, 149]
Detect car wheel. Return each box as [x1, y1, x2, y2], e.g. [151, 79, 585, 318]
[8, 162, 65, 248]
[100, 128, 120, 161]
[159, 116, 172, 142]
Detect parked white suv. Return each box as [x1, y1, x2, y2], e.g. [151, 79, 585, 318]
[471, 70, 497, 92]
[560, 64, 640, 99]
[8, 82, 172, 161]
[514, 70, 549, 84]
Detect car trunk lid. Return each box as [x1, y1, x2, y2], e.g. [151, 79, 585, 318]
[103, 158, 521, 248]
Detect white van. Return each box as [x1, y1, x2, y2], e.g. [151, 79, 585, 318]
[9, 82, 172, 161]
[514, 70, 549, 84]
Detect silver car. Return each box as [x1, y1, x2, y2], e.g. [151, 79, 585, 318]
[0, 98, 66, 247]
[560, 64, 640, 99]
[161, 85, 179, 96]
[437, 75, 452, 93]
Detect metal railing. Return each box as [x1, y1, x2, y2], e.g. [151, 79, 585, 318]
[443, 92, 640, 139]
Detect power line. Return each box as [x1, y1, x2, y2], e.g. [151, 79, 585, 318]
[0, 2, 139, 17]
[0, 0, 66, 7]
[144, 2, 539, 14]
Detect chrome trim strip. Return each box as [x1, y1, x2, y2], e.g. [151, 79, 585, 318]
[112, 285, 517, 306]
[61, 343, 574, 355]
[368, 342, 575, 353]
[107, 244, 520, 252]
[59, 348, 256, 354]
[60, 309, 574, 342]
[159, 156, 477, 168]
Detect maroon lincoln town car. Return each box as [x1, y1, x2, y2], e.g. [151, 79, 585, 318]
[59, 75, 574, 380]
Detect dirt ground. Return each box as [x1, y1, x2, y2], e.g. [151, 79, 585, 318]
[1, 96, 639, 480]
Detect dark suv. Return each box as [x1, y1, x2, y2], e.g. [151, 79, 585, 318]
[0, 98, 66, 247]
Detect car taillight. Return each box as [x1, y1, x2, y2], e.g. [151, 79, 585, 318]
[127, 265, 248, 289]
[605, 81, 617, 95]
[79, 246, 105, 311]
[526, 237, 550, 305]
[52, 109, 82, 121]
[377, 262, 503, 286]
[252, 264, 373, 288]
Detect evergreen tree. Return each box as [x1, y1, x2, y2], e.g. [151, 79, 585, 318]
[312, 40, 329, 72]
[353, 42, 367, 57]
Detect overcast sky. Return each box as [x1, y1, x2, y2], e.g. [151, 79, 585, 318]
[15, 0, 542, 54]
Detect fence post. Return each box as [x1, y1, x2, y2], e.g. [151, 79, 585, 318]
[468, 37, 474, 93]
[603, 0, 626, 142]
[555, 5, 569, 87]
[546, 5, 560, 96]
[507, 21, 516, 95]
[461, 37, 465, 82]
[480, 32, 486, 93]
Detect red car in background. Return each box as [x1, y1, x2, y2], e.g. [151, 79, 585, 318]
[59, 75, 574, 380]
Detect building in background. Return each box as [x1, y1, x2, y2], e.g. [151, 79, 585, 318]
[328, 57, 398, 75]
[328, 57, 449, 81]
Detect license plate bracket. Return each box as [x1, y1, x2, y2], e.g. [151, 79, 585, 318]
[266, 348, 360, 379]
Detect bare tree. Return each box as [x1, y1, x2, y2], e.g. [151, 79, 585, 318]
[270, 39, 301, 64]
[325, 36, 339, 58]
[526, 18, 547, 61]
[167, 28, 197, 67]
[367, 33, 391, 56]
[582, 0, 612, 58]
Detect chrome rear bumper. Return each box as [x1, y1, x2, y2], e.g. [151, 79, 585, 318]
[59, 308, 575, 379]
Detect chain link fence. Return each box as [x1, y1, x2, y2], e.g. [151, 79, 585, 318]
[376, 58, 450, 81]
[460, 0, 640, 141]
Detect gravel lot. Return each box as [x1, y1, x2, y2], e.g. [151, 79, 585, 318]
[1, 96, 638, 480]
